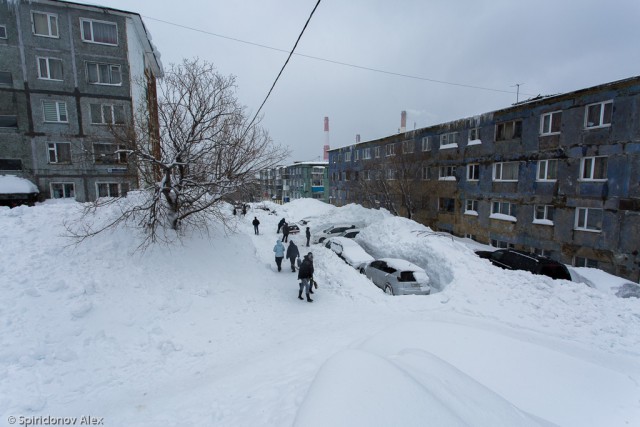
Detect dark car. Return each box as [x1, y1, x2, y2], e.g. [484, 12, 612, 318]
[287, 224, 300, 234]
[475, 249, 571, 281]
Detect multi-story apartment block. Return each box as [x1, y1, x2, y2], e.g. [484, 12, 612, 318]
[0, 0, 162, 202]
[260, 161, 329, 204]
[329, 76, 640, 282]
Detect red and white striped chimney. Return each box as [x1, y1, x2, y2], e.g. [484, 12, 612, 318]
[400, 110, 407, 133]
[323, 116, 330, 160]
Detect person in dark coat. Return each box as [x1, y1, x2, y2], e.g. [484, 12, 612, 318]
[305, 227, 311, 247]
[281, 222, 290, 242]
[242, 204, 247, 216]
[286, 241, 300, 272]
[297, 252, 315, 302]
[277, 218, 286, 233]
[252, 217, 260, 235]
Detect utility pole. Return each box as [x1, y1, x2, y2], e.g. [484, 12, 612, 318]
[511, 83, 524, 103]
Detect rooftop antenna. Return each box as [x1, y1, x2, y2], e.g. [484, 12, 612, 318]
[511, 83, 524, 103]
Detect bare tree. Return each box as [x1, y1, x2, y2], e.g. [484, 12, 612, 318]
[69, 58, 289, 247]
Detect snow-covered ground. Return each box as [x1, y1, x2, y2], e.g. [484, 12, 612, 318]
[1, 198, 639, 427]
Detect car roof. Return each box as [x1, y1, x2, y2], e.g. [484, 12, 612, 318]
[378, 258, 425, 272]
[327, 236, 362, 247]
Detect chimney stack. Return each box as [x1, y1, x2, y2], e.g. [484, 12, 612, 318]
[400, 110, 407, 133]
[356, 134, 361, 143]
[323, 116, 330, 161]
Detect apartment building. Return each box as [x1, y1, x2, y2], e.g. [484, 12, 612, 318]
[259, 161, 329, 204]
[0, 0, 162, 202]
[329, 76, 640, 281]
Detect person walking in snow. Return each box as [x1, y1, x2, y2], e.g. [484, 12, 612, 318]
[277, 218, 286, 234]
[252, 217, 260, 235]
[305, 226, 311, 247]
[281, 222, 290, 242]
[286, 240, 300, 272]
[297, 252, 315, 302]
[273, 240, 285, 272]
[242, 204, 247, 216]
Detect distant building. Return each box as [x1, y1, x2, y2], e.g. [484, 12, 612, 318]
[0, 0, 163, 202]
[329, 76, 640, 282]
[260, 161, 329, 204]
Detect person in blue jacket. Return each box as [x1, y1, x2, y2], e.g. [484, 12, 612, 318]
[273, 240, 285, 272]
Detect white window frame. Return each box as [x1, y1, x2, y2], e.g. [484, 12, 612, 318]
[464, 199, 479, 215]
[491, 239, 515, 249]
[495, 120, 522, 141]
[537, 159, 558, 182]
[421, 166, 430, 181]
[344, 151, 351, 162]
[468, 127, 481, 143]
[90, 103, 125, 125]
[50, 182, 75, 199]
[438, 165, 456, 181]
[584, 100, 613, 129]
[421, 136, 431, 152]
[579, 156, 607, 181]
[37, 56, 63, 81]
[47, 142, 71, 164]
[467, 163, 479, 181]
[533, 204, 554, 225]
[0, 25, 7, 39]
[31, 11, 59, 38]
[575, 207, 603, 232]
[374, 146, 381, 158]
[86, 62, 122, 86]
[80, 18, 118, 46]
[402, 140, 414, 154]
[42, 100, 68, 123]
[438, 197, 455, 213]
[493, 161, 519, 182]
[573, 256, 598, 268]
[354, 149, 360, 161]
[363, 147, 371, 160]
[385, 143, 395, 157]
[491, 201, 517, 221]
[440, 132, 459, 149]
[96, 182, 128, 198]
[540, 111, 562, 135]
[93, 143, 127, 164]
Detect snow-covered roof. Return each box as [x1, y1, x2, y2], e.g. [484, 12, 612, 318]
[0, 175, 39, 195]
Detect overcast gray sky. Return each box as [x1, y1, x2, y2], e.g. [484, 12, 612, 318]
[96, 0, 640, 162]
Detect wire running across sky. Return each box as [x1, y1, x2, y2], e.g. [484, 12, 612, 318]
[141, 11, 535, 98]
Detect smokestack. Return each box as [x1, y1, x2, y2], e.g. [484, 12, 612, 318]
[400, 110, 407, 133]
[323, 116, 330, 161]
[356, 134, 360, 143]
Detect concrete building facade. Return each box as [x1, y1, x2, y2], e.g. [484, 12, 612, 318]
[0, 0, 162, 202]
[329, 76, 640, 282]
[260, 161, 329, 204]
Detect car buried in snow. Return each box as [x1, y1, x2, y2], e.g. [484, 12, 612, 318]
[360, 258, 431, 296]
[324, 237, 374, 269]
[474, 249, 572, 281]
[312, 224, 358, 244]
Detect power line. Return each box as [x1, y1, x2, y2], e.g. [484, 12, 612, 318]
[141, 14, 536, 97]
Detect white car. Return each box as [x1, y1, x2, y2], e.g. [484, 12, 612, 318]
[337, 228, 361, 239]
[324, 237, 374, 269]
[312, 224, 358, 244]
[360, 258, 431, 296]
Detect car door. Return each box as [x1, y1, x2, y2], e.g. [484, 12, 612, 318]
[367, 261, 387, 289]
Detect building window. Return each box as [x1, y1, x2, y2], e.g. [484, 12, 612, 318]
[575, 207, 603, 232]
[532, 248, 553, 258]
[579, 156, 607, 181]
[37, 57, 63, 80]
[585, 101, 612, 128]
[80, 18, 118, 45]
[438, 165, 456, 181]
[344, 151, 351, 162]
[32, 11, 58, 38]
[354, 149, 360, 161]
[374, 146, 381, 158]
[574, 256, 598, 268]
[0, 158, 22, 170]
[386, 169, 397, 180]
[540, 111, 562, 135]
[51, 182, 75, 199]
[0, 115, 18, 128]
[491, 239, 514, 249]
[402, 140, 414, 154]
[537, 159, 558, 181]
[493, 161, 519, 181]
[495, 120, 522, 141]
[440, 132, 459, 148]
[93, 143, 127, 164]
[43, 100, 68, 123]
[385, 143, 395, 157]
[468, 127, 481, 142]
[0, 71, 12, 86]
[421, 136, 431, 152]
[48, 142, 71, 163]
[492, 201, 517, 218]
[97, 182, 129, 198]
[363, 147, 371, 159]
[465, 199, 479, 215]
[0, 25, 7, 39]
[438, 198, 455, 213]
[86, 62, 122, 85]
[465, 234, 477, 241]
[90, 104, 125, 125]
[467, 163, 479, 181]
[421, 166, 431, 180]
[533, 205, 554, 224]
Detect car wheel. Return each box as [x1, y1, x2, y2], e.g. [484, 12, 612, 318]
[319, 237, 325, 243]
[384, 284, 394, 296]
[359, 267, 365, 274]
